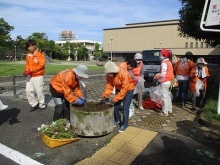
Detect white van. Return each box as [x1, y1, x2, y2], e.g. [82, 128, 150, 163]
[142, 49, 172, 79]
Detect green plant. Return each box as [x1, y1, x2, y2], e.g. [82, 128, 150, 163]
[38, 119, 78, 139]
[203, 99, 220, 123]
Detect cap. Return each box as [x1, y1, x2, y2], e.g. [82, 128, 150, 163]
[160, 49, 171, 58]
[134, 53, 143, 60]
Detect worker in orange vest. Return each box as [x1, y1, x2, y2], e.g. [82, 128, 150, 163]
[174, 51, 195, 108]
[23, 39, 46, 112]
[50, 64, 88, 121]
[132, 53, 145, 110]
[102, 62, 135, 132]
[189, 58, 210, 111]
[117, 60, 137, 82]
[154, 49, 174, 116]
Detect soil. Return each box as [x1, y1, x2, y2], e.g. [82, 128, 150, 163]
[71, 101, 113, 112]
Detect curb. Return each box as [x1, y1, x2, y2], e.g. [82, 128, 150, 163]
[198, 116, 220, 131]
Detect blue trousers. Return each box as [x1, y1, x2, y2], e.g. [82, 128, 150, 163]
[114, 89, 134, 128]
[177, 80, 189, 106]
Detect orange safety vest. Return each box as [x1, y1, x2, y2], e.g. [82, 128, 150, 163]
[174, 59, 195, 76]
[132, 61, 143, 79]
[102, 68, 135, 102]
[161, 59, 174, 82]
[24, 50, 45, 77]
[50, 69, 83, 103]
[189, 66, 210, 92]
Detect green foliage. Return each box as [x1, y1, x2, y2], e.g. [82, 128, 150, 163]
[38, 119, 78, 139]
[0, 18, 14, 46]
[178, 0, 220, 46]
[203, 99, 220, 123]
[77, 44, 89, 61]
[0, 18, 14, 58]
[203, 71, 220, 123]
[93, 43, 101, 59]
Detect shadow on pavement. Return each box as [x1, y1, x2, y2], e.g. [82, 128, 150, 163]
[131, 134, 220, 165]
[0, 108, 21, 125]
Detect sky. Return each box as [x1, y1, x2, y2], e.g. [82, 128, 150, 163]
[0, 0, 182, 43]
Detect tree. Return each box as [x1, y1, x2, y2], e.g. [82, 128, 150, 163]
[14, 35, 26, 60]
[93, 43, 101, 60]
[178, 0, 220, 46]
[77, 44, 89, 61]
[0, 18, 14, 59]
[0, 18, 14, 46]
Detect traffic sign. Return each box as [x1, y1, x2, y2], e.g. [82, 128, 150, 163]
[200, 0, 220, 32]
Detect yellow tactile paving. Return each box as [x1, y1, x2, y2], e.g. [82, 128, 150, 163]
[75, 126, 158, 165]
[119, 143, 144, 155]
[112, 131, 136, 142]
[106, 139, 127, 149]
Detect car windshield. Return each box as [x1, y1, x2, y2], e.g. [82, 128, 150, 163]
[142, 50, 160, 61]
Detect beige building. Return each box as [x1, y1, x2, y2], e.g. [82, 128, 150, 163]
[103, 19, 220, 62]
[55, 40, 101, 60]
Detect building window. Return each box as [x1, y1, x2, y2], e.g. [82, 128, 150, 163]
[195, 42, 198, 48]
[201, 42, 203, 48]
[185, 42, 188, 48]
[190, 42, 193, 48]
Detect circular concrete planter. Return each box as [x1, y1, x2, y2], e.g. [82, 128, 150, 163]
[70, 105, 114, 137]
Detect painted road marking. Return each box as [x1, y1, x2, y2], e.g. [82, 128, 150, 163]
[0, 143, 44, 165]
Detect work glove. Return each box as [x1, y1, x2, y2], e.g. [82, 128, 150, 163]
[23, 70, 32, 76]
[75, 98, 84, 106]
[81, 96, 86, 102]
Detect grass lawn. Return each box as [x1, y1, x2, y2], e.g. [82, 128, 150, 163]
[0, 62, 104, 77]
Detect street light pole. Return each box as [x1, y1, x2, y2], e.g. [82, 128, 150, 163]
[14, 46, 16, 61]
[110, 37, 113, 61]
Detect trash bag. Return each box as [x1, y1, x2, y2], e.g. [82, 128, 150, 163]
[150, 85, 163, 105]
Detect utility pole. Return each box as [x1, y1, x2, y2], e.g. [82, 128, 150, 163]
[14, 46, 16, 61]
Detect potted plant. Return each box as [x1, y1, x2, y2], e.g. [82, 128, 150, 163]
[38, 119, 80, 148]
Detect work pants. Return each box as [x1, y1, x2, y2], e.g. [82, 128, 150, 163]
[114, 89, 134, 128]
[26, 75, 45, 107]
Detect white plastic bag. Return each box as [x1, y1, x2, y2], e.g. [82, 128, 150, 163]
[129, 101, 134, 118]
[150, 85, 162, 105]
[134, 77, 145, 94]
[195, 79, 204, 97]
